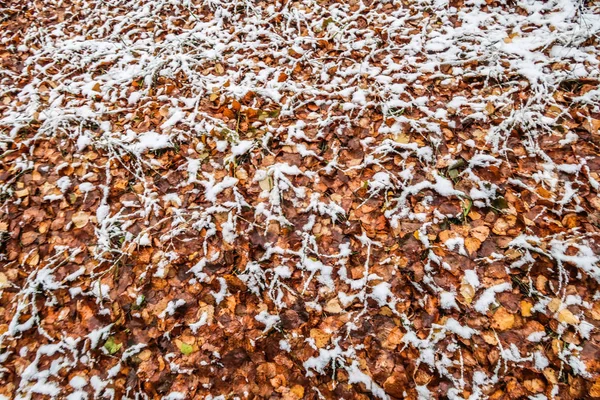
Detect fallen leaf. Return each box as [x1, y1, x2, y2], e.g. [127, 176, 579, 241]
[520, 300, 532, 317]
[465, 237, 481, 254]
[460, 282, 475, 304]
[543, 368, 558, 385]
[470, 225, 490, 242]
[259, 177, 273, 191]
[310, 329, 330, 348]
[20, 231, 37, 246]
[0, 273, 8, 289]
[138, 349, 152, 361]
[289, 385, 305, 399]
[178, 342, 194, 355]
[557, 308, 579, 325]
[590, 378, 600, 398]
[523, 379, 545, 393]
[104, 337, 122, 355]
[491, 307, 515, 331]
[547, 298, 561, 313]
[324, 298, 343, 314]
[72, 211, 90, 228]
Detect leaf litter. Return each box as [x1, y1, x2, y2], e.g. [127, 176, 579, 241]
[1, 0, 600, 399]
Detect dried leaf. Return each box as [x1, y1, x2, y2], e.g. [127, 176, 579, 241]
[557, 309, 579, 325]
[72, 211, 90, 228]
[520, 300, 532, 317]
[324, 298, 343, 314]
[470, 225, 490, 242]
[465, 237, 481, 254]
[310, 329, 330, 348]
[491, 307, 515, 331]
[460, 282, 475, 305]
[259, 177, 273, 191]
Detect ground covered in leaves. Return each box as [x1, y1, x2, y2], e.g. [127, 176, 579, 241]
[1, 0, 600, 399]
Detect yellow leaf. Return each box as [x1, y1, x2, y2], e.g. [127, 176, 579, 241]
[72, 211, 90, 229]
[259, 177, 273, 192]
[0, 272, 8, 289]
[290, 385, 305, 399]
[138, 349, 152, 361]
[590, 378, 600, 398]
[393, 133, 410, 144]
[524, 379, 545, 394]
[26, 251, 39, 266]
[543, 368, 558, 385]
[557, 308, 579, 325]
[536, 186, 553, 199]
[235, 167, 248, 181]
[592, 303, 600, 321]
[547, 298, 561, 313]
[492, 218, 509, 236]
[16, 188, 29, 198]
[460, 282, 475, 305]
[482, 330, 498, 345]
[468, 210, 482, 220]
[520, 300, 532, 317]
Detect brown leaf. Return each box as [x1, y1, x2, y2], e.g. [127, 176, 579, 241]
[590, 378, 600, 398]
[310, 329, 330, 348]
[20, 231, 37, 246]
[523, 379, 545, 393]
[470, 225, 490, 242]
[465, 237, 481, 254]
[491, 307, 515, 331]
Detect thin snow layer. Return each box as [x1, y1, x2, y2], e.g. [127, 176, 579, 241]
[474, 283, 512, 313]
[1, 0, 599, 398]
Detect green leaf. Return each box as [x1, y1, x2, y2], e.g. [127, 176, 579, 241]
[179, 342, 194, 356]
[104, 337, 122, 355]
[492, 196, 509, 210]
[448, 158, 466, 171]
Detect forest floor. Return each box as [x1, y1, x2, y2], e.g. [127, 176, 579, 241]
[1, 0, 600, 399]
